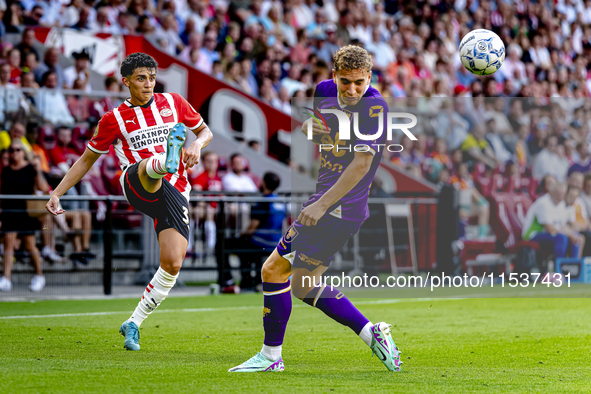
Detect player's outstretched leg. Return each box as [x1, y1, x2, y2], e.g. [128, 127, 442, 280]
[165, 123, 186, 174]
[142, 123, 187, 182]
[120, 229, 186, 351]
[229, 250, 290, 372]
[298, 281, 402, 372]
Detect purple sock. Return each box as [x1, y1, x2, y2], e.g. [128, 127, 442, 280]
[263, 281, 292, 346]
[302, 285, 369, 335]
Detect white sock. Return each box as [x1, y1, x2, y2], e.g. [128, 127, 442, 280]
[261, 344, 282, 361]
[205, 220, 216, 250]
[146, 153, 168, 179]
[359, 321, 373, 347]
[128, 267, 178, 327]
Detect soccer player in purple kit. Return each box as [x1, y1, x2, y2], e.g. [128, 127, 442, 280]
[229, 45, 401, 372]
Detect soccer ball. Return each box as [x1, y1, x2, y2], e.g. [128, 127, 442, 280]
[459, 29, 505, 76]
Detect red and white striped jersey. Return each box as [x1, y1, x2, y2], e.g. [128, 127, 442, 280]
[87, 92, 204, 201]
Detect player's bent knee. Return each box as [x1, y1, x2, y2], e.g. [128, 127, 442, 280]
[261, 261, 278, 282]
[160, 259, 183, 276]
[160, 252, 184, 276]
[261, 252, 291, 282]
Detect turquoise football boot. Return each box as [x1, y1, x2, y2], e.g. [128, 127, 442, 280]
[228, 352, 284, 372]
[166, 123, 187, 174]
[370, 322, 402, 371]
[119, 321, 140, 351]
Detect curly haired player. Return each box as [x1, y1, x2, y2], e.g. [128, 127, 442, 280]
[229, 46, 401, 373]
[46, 52, 213, 351]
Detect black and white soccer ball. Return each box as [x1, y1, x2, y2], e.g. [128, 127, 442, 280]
[459, 29, 505, 76]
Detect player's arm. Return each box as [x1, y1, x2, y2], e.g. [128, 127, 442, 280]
[45, 148, 101, 215]
[184, 122, 213, 169]
[297, 151, 373, 226]
[176, 93, 213, 169]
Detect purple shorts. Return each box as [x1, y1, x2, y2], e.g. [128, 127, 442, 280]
[276, 215, 363, 269]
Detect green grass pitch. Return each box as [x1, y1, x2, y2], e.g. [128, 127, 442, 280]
[1, 294, 590, 393]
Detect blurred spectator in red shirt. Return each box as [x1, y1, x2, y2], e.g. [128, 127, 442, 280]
[431, 138, 452, 170]
[37, 125, 57, 154]
[191, 151, 222, 251]
[7, 48, 22, 86]
[387, 49, 416, 90]
[67, 79, 92, 121]
[70, 125, 92, 156]
[48, 126, 80, 177]
[290, 29, 310, 65]
[91, 76, 121, 119]
[192, 151, 223, 196]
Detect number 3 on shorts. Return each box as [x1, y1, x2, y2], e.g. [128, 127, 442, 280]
[182, 206, 189, 226]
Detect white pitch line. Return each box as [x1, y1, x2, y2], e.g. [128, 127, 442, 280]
[0, 298, 450, 320]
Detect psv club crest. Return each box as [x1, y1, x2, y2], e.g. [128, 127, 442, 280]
[160, 108, 173, 117]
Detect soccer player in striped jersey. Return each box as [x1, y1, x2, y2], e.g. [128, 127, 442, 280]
[229, 46, 401, 373]
[46, 53, 213, 351]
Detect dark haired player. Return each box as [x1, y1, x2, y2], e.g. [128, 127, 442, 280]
[229, 46, 401, 372]
[46, 52, 213, 351]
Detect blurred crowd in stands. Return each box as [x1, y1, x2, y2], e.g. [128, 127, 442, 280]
[3, 0, 591, 286]
[1, 0, 591, 107]
[0, 28, 122, 126]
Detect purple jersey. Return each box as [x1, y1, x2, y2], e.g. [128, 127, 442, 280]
[304, 79, 388, 222]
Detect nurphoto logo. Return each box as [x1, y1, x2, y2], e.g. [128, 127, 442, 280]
[304, 108, 418, 153]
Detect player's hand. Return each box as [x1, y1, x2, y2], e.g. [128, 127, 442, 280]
[46, 194, 65, 216]
[302, 118, 331, 137]
[184, 141, 202, 169]
[297, 200, 328, 226]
